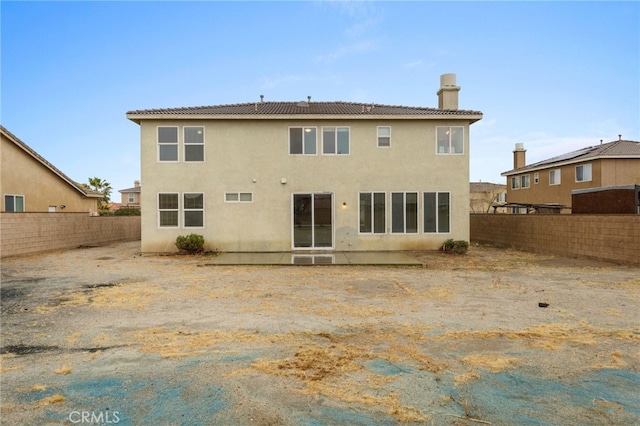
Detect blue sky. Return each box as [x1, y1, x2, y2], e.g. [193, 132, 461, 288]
[2, 1, 639, 196]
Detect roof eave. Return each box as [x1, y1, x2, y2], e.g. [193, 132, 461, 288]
[1, 126, 99, 198]
[126, 112, 483, 123]
[501, 154, 640, 176]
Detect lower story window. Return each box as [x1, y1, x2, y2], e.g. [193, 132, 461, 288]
[359, 192, 386, 233]
[225, 192, 253, 203]
[424, 192, 450, 233]
[184, 193, 204, 227]
[4, 194, 25, 212]
[158, 193, 179, 227]
[391, 192, 418, 233]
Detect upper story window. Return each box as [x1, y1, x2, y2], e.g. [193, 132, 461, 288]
[549, 169, 561, 185]
[289, 127, 317, 155]
[158, 127, 179, 162]
[4, 194, 25, 212]
[359, 192, 386, 233]
[521, 174, 530, 189]
[184, 127, 204, 162]
[576, 164, 592, 182]
[128, 194, 135, 203]
[534, 173, 539, 184]
[322, 127, 350, 155]
[377, 126, 391, 148]
[511, 176, 520, 190]
[436, 126, 464, 154]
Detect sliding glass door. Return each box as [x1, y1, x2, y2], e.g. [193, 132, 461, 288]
[293, 193, 333, 249]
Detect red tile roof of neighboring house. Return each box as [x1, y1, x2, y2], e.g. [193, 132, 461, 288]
[502, 140, 640, 176]
[1, 125, 103, 199]
[127, 101, 482, 123]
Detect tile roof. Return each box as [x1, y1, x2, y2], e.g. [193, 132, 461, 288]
[127, 101, 482, 122]
[119, 186, 141, 193]
[470, 182, 506, 192]
[1, 125, 103, 199]
[502, 140, 640, 175]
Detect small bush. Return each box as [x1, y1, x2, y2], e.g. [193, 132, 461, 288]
[111, 207, 141, 216]
[175, 234, 205, 254]
[442, 239, 469, 254]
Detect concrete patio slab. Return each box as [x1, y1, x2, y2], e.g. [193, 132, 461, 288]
[204, 251, 423, 266]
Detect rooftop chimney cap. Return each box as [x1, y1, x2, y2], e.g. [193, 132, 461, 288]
[440, 73, 458, 88]
[515, 143, 525, 151]
[260, 95, 264, 102]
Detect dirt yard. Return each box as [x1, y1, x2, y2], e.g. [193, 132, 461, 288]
[1, 241, 639, 425]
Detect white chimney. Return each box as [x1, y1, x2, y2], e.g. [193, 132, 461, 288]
[437, 73, 460, 110]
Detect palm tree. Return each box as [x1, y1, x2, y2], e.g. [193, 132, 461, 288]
[84, 177, 112, 212]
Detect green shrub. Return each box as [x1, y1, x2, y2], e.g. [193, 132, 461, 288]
[111, 207, 141, 216]
[175, 234, 205, 254]
[442, 239, 469, 254]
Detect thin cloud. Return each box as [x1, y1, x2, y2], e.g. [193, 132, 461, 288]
[315, 40, 376, 63]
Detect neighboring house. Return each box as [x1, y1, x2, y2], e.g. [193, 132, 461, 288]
[119, 180, 142, 209]
[1, 126, 102, 213]
[126, 74, 483, 253]
[501, 139, 640, 213]
[470, 182, 506, 213]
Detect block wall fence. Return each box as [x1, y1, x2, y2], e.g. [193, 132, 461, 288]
[1, 213, 141, 258]
[470, 214, 640, 265]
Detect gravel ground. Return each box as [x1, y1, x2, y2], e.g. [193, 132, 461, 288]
[1, 241, 639, 425]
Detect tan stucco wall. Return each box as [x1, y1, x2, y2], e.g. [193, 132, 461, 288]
[139, 119, 473, 252]
[1, 134, 98, 213]
[601, 158, 640, 186]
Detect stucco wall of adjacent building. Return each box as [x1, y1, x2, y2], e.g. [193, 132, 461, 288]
[1, 213, 141, 257]
[470, 213, 640, 265]
[601, 158, 640, 186]
[140, 118, 472, 253]
[1, 133, 98, 213]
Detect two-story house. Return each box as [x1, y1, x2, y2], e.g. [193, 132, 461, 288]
[118, 180, 142, 209]
[127, 74, 482, 253]
[1, 126, 102, 213]
[501, 138, 640, 213]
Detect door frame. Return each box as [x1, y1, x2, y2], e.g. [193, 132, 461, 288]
[291, 192, 335, 250]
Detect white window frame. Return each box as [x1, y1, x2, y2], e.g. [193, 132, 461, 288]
[423, 191, 451, 234]
[549, 169, 561, 186]
[436, 126, 464, 155]
[157, 126, 179, 162]
[511, 176, 520, 190]
[4, 194, 25, 212]
[158, 192, 180, 228]
[377, 126, 391, 148]
[184, 126, 205, 162]
[289, 126, 317, 155]
[128, 193, 135, 203]
[322, 126, 350, 155]
[391, 192, 419, 234]
[534, 172, 539, 184]
[575, 164, 592, 182]
[521, 174, 530, 189]
[358, 192, 386, 234]
[183, 193, 205, 228]
[224, 192, 253, 203]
